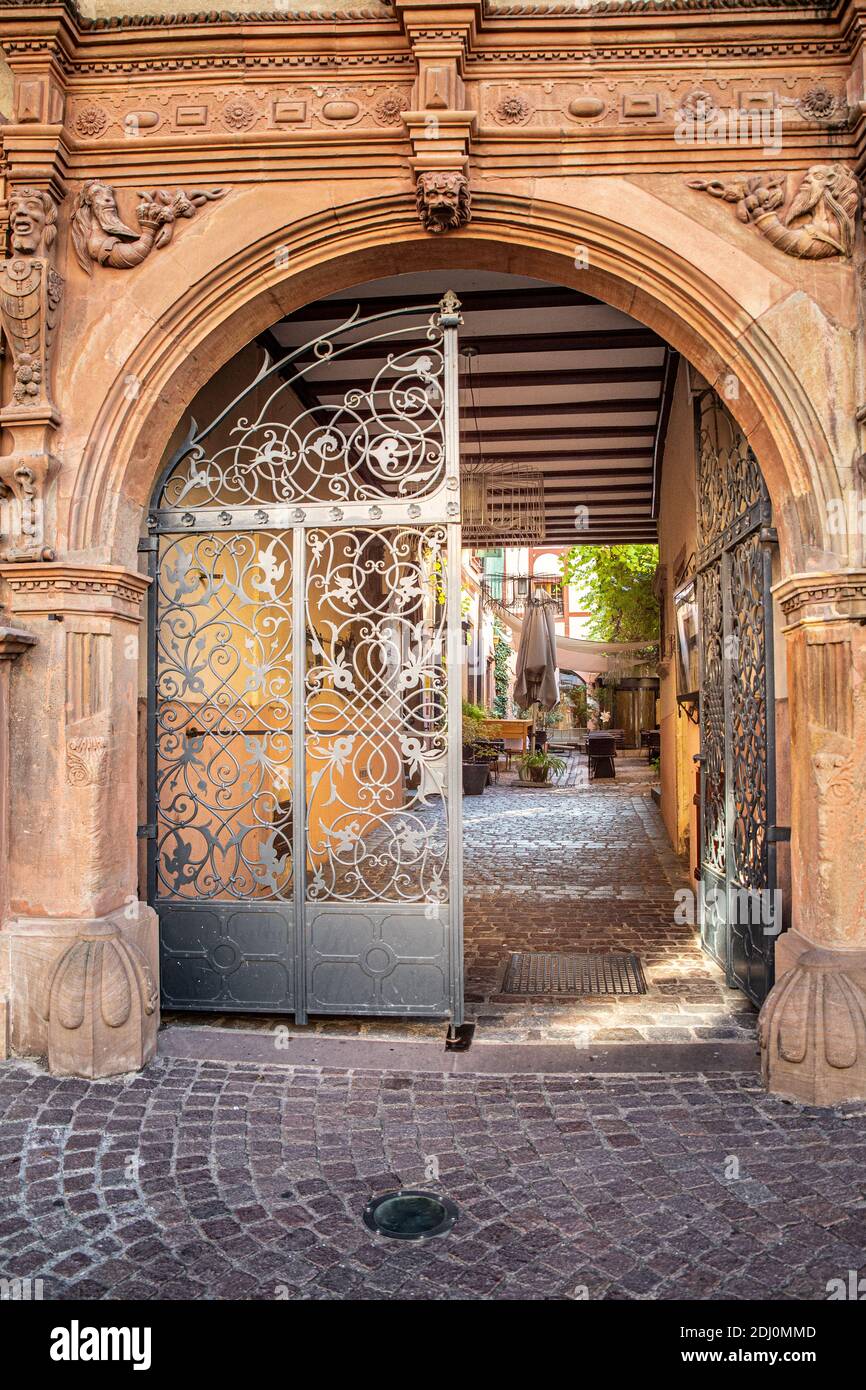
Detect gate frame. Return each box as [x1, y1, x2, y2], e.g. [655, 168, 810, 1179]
[142, 293, 465, 1025]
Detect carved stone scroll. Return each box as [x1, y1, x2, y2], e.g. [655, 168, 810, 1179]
[45, 929, 158, 1078]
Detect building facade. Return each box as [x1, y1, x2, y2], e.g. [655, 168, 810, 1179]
[0, 0, 864, 1105]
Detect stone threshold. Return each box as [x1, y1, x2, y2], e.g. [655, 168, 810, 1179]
[159, 1024, 760, 1075]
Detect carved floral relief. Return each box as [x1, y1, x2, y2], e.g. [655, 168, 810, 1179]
[67, 83, 415, 139]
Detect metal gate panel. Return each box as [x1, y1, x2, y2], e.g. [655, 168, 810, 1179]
[695, 390, 778, 1006]
[302, 523, 456, 1016]
[146, 293, 464, 1022]
[697, 558, 727, 969]
[149, 528, 295, 1011]
[725, 527, 777, 1003]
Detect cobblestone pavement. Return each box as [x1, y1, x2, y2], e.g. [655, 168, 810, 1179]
[2, 1057, 865, 1301]
[461, 753, 756, 1043]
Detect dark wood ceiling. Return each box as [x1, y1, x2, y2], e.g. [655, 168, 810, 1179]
[270, 272, 673, 545]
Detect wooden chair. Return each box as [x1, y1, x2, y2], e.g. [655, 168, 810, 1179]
[587, 732, 617, 780]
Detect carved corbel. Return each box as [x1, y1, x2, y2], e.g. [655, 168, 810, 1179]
[0, 184, 63, 562]
[687, 164, 861, 261]
[396, 0, 478, 232]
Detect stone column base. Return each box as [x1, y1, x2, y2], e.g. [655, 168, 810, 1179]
[759, 934, 866, 1106]
[1, 902, 159, 1078]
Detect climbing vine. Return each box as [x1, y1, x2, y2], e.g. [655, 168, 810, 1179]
[492, 619, 511, 717]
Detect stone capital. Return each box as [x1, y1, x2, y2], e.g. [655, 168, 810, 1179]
[0, 621, 37, 662]
[0, 561, 150, 625]
[772, 569, 866, 630]
[394, 0, 483, 42]
[405, 110, 476, 168]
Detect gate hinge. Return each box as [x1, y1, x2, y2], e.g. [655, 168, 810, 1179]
[768, 825, 791, 843]
[137, 823, 157, 840]
[138, 535, 158, 554]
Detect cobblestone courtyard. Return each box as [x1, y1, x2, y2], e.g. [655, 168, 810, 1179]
[2, 1057, 866, 1301]
[461, 753, 756, 1043]
[3, 753, 836, 1305]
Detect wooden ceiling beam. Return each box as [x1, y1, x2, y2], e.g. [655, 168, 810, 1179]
[478, 424, 656, 442]
[280, 286, 601, 323]
[462, 398, 661, 419]
[310, 364, 665, 391]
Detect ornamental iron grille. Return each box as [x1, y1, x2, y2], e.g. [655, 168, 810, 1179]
[144, 293, 464, 1023]
[695, 390, 779, 1007]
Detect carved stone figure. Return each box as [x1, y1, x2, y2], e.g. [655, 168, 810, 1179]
[0, 186, 63, 561]
[415, 170, 471, 235]
[0, 187, 62, 412]
[688, 164, 860, 260]
[70, 179, 227, 273]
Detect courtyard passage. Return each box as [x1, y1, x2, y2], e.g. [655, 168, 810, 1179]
[2, 1056, 866, 1301]
[162, 750, 757, 1047]
[462, 752, 756, 1043]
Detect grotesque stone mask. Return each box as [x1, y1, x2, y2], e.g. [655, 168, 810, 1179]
[415, 171, 471, 235]
[8, 188, 57, 258]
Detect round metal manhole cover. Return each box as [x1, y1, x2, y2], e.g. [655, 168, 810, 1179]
[363, 1190, 458, 1241]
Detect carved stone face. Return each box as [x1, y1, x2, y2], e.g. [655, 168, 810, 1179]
[87, 181, 121, 226]
[416, 171, 470, 234]
[8, 190, 51, 256]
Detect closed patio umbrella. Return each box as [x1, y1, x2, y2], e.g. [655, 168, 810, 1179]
[513, 590, 560, 714]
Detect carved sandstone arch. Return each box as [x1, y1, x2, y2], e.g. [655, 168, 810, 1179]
[63, 188, 852, 573]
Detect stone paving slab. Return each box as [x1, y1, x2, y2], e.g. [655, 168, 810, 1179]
[1, 1057, 864, 1302]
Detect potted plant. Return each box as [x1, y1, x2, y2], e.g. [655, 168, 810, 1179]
[517, 749, 567, 785]
[462, 702, 490, 795]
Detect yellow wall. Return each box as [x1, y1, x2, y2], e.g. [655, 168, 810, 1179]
[657, 360, 701, 861]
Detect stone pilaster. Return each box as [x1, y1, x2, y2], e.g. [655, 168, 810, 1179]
[0, 614, 37, 1060]
[397, 0, 479, 231]
[758, 571, 866, 1105]
[0, 562, 158, 1076]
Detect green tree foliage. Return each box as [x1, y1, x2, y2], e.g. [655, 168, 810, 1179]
[560, 544, 659, 642]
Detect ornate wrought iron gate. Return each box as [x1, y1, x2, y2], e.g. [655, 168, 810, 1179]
[143, 293, 464, 1023]
[695, 389, 779, 1006]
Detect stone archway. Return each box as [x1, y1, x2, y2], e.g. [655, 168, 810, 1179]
[61, 190, 855, 576]
[2, 186, 865, 1101]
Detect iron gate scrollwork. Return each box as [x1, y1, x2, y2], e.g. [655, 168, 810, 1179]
[145, 293, 464, 1022]
[695, 390, 778, 1006]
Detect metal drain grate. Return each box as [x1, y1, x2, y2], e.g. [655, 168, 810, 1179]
[502, 951, 647, 996]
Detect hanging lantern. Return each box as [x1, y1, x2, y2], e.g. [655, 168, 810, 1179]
[459, 345, 545, 545]
[460, 458, 545, 545]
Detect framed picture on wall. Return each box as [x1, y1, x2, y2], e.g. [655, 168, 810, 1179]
[673, 578, 700, 716]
